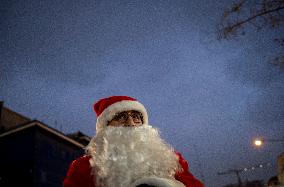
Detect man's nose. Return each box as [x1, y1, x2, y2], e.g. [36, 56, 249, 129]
[125, 116, 136, 126]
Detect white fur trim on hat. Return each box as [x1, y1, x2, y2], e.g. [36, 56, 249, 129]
[130, 176, 186, 187]
[96, 100, 148, 132]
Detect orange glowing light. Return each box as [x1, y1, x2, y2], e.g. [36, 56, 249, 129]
[254, 139, 263, 146]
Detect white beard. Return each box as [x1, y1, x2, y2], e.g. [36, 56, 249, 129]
[86, 125, 181, 187]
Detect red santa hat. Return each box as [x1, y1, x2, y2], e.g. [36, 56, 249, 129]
[93, 96, 148, 132]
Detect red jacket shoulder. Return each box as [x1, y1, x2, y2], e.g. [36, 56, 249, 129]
[175, 152, 204, 187]
[63, 155, 95, 187]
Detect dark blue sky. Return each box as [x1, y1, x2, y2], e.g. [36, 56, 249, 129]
[1, 0, 284, 186]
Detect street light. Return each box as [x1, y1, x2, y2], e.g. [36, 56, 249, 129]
[254, 139, 263, 147]
[253, 137, 284, 147]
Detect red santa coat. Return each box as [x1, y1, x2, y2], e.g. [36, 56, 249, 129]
[63, 152, 204, 187]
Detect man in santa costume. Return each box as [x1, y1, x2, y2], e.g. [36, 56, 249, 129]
[64, 96, 204, 187]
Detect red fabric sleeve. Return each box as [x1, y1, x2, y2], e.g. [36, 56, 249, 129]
[174, 152, 204, 187]
[63, 155, 96, 187]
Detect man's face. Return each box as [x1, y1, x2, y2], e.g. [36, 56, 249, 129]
[107, 110, 143, 127]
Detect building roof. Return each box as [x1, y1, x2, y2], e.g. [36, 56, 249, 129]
[66, 131, 92, 146]
[0, 104, 31, 131]
[0, 120, 87, 148]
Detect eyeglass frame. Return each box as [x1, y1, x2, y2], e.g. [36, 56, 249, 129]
[110, 110, 144, 124]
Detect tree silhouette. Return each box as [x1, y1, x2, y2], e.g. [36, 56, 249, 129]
[217, 0, 284, 67]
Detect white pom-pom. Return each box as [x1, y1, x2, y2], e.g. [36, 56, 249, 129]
[130, 176, 186, 187]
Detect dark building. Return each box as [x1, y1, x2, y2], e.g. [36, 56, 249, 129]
[0, 102, 91, 187]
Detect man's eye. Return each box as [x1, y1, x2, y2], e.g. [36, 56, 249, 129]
[132, 114, 139, 119]
[114, 115, 122, 120]
[119, 114, 127, 120]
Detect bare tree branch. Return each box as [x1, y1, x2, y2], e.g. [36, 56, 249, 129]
[219, 5, 284, 39]
[217, 0, 284, 69]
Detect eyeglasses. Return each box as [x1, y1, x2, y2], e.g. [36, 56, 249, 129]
[112, 110, 143, 123]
